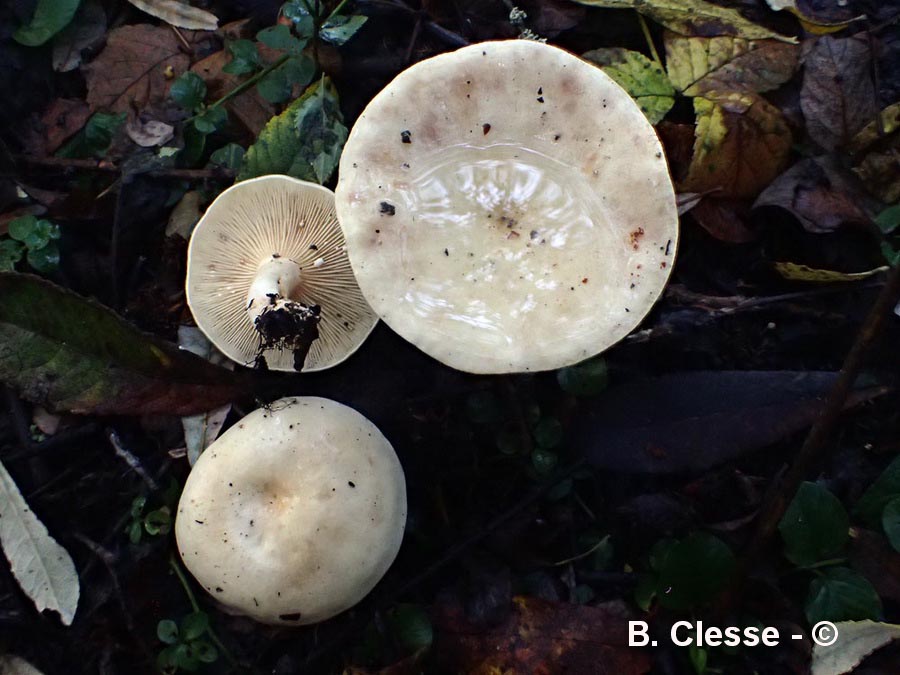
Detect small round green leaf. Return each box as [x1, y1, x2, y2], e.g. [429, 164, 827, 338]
[779, 481, 849, 567]
[0, 239, 24, 272]
[882, 496, 900, 553]
[157, 619, 179, 644]
[27, 242, 60, 274]
[388, 604, 433, 653]
[656, 532, 735, 610]
[170, 72, 207, 112]
[180, 611, 209, 641]
[805, 567, 881, 625]
[531, 448, 558, 474]
[533, 417, 563, 448]
[188, 639, 218, 663]
[556, 357, 608, 396]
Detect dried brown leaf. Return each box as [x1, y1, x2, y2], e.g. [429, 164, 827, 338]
[35, 98, 91, 156]
[689, 198, 757, 242]
[801, 35, 878, 151]
[125, 0, 218, 31]
[84, 24, 191, 113]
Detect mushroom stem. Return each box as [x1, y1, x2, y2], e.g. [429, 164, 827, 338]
[246, 256, 321, 371]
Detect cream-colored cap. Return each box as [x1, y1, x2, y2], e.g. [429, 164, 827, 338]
[175, 396, 406, 625]
[335, 40, 678, 374]
[186, 175, 377, 372]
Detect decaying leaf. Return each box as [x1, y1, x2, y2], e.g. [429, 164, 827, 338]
[191, 49, 276, 136]
[84, 24, 192, 113]
[688, 198, 757, 243]
[801, 35, 877, 151]
[811, 620, 900, 675]
[682, 94, 792, 199]
[0, 654, 46, 675]
[754, 157, 876, 233]
[582, 48, 674, 124]
[125, 0, 218, 31]
[125, 117, 174, 147]
[774, 262, 889, 283]
[51, 0, 106, 73]
[665, 33, 799, 98]
[165, 191, 203, 238]
[0, 273, 241, 416]
[571, 0, 794, 42]
[571, 371, 887, 474]
[35, 99, 92, 156]
[433, 596, 651, 674]
[848, 103, 900, 204]
[765, 0, 864, 35]
[0, 458, 79, 625]
[177, 326, 232, 465]
[238, 77, 348, 183]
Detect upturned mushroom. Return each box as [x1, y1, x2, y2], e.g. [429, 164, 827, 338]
[335, 40, 678, 374]
[175, 396, 406, 625]
[186, 175, 378, 372]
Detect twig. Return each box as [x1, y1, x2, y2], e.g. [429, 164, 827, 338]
[727, 262, 900, 600]
[108, 428, 159, 491]
[637, 14, 663, 67]
[10, 156, 235, 180]
[188, 54, 291, 123]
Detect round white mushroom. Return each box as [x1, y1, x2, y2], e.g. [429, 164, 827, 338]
[175, 396, 406, 625]
[335, 40, 678, 374]
[186, 175, 378, 372]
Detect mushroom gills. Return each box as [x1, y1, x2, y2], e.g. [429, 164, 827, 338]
[246, 256, 321, 371]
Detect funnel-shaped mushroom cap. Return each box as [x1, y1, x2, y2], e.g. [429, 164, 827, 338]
[335, 40, 678, 374]
[175, 397, 407, 625]
[187, 175, 377, 372]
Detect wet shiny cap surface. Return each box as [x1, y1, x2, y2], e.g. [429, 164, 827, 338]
[335, 40, 678, 374]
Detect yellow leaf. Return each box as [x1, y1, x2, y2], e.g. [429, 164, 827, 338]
[572, 0, 795, 42]
[126, 0, 218, 31]
[848, 103, 900, 203]
[582, 48, 675, 124]
[664, 33, 799, 97]
[774, 262, 889, 282]
[682, 94, 792, 199]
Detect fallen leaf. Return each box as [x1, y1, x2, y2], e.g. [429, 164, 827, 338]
[0, 273, 241, 415]
[765, 0, 864, 35]
[165, 190, 203, 238]
[35, 98, 92, 156]
[571, 0, 794, 42]
[51, 0, 106, 73]
[582, 48, 675, 124]
[0, 458, 79, 625]
[848, 103, 900, 204]
[571, 371, 887, 474]
[432, 596, 651, 674]
[125, 0, 218, 30]
[664, 33, 799, 97]
[177, 326, 232, 465]
[238, 77, 348, 183]
[84, 24, 192, 113]
[754, 157, 876, 233]
[687, 197, 757, 242]
[774, 262, 889, 282]
[801, 35, 878, 151]
[0, 654, 46, 675]
[13, 0, 81, 47]
[125, 116, 174, 147]
[682, 94, 792, 199]
[812, 620, 900, 675]
[190, 49, 276, 136]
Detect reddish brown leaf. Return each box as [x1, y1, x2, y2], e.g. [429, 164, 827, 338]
[689, 197, 758, 242]
[754, 157, 876, 233]
[800, 35, 878, 151]
[31, 98, 91, 156]
[682, 94, 793, 199]
[84, 24, 192, 113]
[432, 596, 650, 675]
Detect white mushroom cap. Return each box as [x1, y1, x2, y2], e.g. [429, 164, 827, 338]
[175, 397, 406, 625]
[186, 175, 378, 372]
[335, 40, 678, 374]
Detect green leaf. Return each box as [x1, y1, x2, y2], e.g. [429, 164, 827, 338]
[655, 532, 735, 609]
[127, 520, 142, 544]
[56, 111, 126, 159]
[172, 643, 199, 671]
[257, 25, 305, 54]
[570, 0, 794, 42]
[557, 356, 608, 396]
[533, 417, 563, 448]
[634, 572, 657, 611]
[811, 620, 900, 675]
[0, 240, 24, 272]
[257, 55, 315, 104]
[882, 497, 900, 553]
[9, 217, 59, 250]
[689, 645, 708, 674]
[238, 77, 347, 184]
[875, 204, 900, 234]
[143, 506, 172, 536]
[157, 619, 179, 644]
[582, 49, 675, 124]
[179, 612, 209, 641]
[779, 481, 849, 566]
[170, 72, 207, 112]
[854, 455, 900, 527]
[388, 604, 433, 653]
[209, 143, 245, 170]
[0, 273, 240, 415]
[283, 0, 315, 37]
[320, 15, 367, 45]
[223, 39, 260, 75]
[531, 448, 558, 474]
[27, 242, 60, 274]
[192, 106, 228, 135]
[14, 0, 81, 46]
[806, 567, 881, 625]
[189, 639, 218, 664]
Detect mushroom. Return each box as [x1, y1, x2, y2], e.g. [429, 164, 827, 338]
[335, 40, 678, 374]
[174, 396, 406, 625]
[186, 175, 378, 372]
